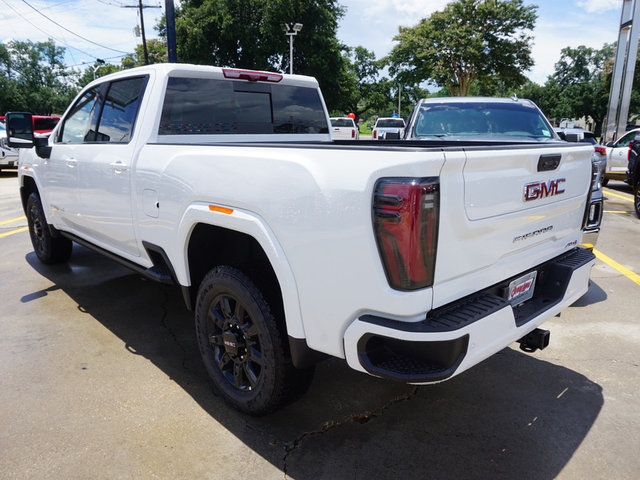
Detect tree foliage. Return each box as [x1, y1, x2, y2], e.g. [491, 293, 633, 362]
[173, 0, 350, 110]
[122, 39, 168, 68]
[387, 0, 537, 96]
[0, 40, 77, 114]
[513, 43, 623, 135]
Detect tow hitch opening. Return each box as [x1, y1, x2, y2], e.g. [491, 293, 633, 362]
[518, 328, 550, 353]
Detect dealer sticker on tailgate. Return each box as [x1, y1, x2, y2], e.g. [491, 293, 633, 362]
[507, 271, 537, 305]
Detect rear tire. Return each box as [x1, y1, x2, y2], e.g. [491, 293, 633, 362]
[634, 184, 640, 218]
[26, 192, 72, 264]
[601, 177, 609, 187]
[195, 266, 314, 415]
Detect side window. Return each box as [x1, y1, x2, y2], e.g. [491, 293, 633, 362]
[616, 131, 636, 148]
[96, 77, 147, 143]
[60, 87, 101, 143]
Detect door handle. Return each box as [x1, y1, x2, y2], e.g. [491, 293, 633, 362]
[66, 158, 77, 168]
[110, 161, 128, 173]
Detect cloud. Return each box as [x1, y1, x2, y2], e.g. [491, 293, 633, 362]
[575, 0, 620, 14]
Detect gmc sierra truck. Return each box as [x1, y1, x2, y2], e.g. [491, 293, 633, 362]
[7, 64, 596, 415]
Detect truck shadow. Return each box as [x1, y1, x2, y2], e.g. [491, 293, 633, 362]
[24, 246, 603, 480]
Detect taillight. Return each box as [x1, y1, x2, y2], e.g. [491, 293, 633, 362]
[373, 177, 439, 290]
[352, 129, 356, 138]
[594, 146, 606, 155]
[629, 141, 634, 161]
[373, 130, 377, 139]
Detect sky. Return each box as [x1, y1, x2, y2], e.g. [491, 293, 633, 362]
[0, 0, 626, 85]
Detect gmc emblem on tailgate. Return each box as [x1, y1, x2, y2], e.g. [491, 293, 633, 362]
[524, 178, 566, 201]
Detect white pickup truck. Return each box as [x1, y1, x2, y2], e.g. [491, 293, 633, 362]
[7, 64, 596, 415]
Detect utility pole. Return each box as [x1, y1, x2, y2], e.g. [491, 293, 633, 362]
[122, 1, 161, 65]
[165, 0, 177, 63]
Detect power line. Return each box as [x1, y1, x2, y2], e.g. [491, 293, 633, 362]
[0, 0, 76, 23]
[20, 0, 130, 54]
[0, 0, 101, 59]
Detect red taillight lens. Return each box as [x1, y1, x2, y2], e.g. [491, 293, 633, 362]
[352, 129, 356, 138]
[373, 178, 440, 290]
[594, 146, 606, 155]
[373, 130, 377, 139]
[629, 142, 634, 161]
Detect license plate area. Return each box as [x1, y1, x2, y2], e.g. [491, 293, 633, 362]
[506, 271, 537, 306]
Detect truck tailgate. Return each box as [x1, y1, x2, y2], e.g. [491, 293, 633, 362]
[433, 144, 593, 308]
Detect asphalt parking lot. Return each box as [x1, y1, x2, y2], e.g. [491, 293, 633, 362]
[1, 169, 638, 479]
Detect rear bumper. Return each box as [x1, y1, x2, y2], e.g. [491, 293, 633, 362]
[343, 248, 595, 384]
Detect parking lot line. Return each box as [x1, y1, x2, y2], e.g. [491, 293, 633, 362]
[0, 216, 26, 226]
[594, 249, 640, 286]
[0, 226, 28, 238]
[604, 190, 634, 203]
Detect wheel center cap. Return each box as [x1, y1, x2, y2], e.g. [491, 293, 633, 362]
[222, 330, 243, 356]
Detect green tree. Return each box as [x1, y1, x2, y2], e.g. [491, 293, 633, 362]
[0, 40, 77, 114]
[387, 0, 537, 96]
[172, 0, 350, 111]
[121, 39, 168, 68]
[338, 47, 388, 120]
[77, 62, 121, 89]
[550, 44, 615, 135]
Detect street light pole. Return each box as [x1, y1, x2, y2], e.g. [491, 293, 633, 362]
[93, 59, 106, 80]
[282, 23, 303, 74]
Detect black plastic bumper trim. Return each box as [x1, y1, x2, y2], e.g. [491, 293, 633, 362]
[357, 333, 469, 383]
[361, 247, 595, 334]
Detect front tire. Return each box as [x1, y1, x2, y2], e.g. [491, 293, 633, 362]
[26, 192, 72, 264]
[195, 266, 314, 415]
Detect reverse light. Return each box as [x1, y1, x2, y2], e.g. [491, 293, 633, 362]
[222, 68, 283, 83]
[373, 177, 440, 290]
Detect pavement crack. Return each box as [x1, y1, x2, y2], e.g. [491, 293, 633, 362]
[280, 387, 419, 478]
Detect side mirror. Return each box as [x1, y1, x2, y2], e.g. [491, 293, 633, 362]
[6, 112, 34, 148]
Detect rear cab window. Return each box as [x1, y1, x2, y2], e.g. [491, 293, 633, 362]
[157, 76, 329, 140]
[331, 118, 355, 128]
[376, 119, 405, 128]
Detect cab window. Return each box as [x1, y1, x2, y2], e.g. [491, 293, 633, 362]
[95, 77, 147, 143]
[59, 87, 101, 143]
[615, 130, 638, 148]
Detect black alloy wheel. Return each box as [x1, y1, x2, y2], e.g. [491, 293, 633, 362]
[207, 292, 263, 391]
[195, 266, 314, 415]
[26, 192, 72, 264]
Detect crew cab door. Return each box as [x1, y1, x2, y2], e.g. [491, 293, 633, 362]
[43, 86, 102, 230]
[74, 76, 148, 257]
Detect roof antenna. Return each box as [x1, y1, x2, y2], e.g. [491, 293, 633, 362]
[511, 94, 518, 101]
